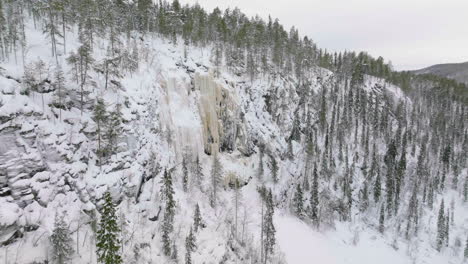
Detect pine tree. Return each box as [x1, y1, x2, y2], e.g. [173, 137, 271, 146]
[436, 199, 445, 251]
[93, 98, 108, 167]
[379, 205, 385, 234]
[257, 147, 264, 181]
[53, 63, 66, 122]
[171, 243, 178, 260]
[74, 42, 94, 114]
[463, 176, 468, 202]
[161, 169, 176, 256]
[96, 192, 122, 264]
[0, 0, 6, 60]
[210, 153, 223, 207]
[105, 104, 123, 156]
[374, 167, 381, 202]
[445, 213, 450, 247]
[232, 177, 242, 239]
[185, 227, 196, 264]
[309, 166, 319, 226]
[193, 203, 204, 232]
[464, 236, 468, 259]
[263, 189, 276, 264]
[192, 155, 204, 189]
[50, 214, 74, 264]
[292, 184, 304, 218]
[182, 156, 189, 192]
[385, 168, 394, 216]
[270, 154, 279, 184]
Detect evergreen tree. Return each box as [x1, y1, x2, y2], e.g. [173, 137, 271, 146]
[436, 199, 445, 251]
[257, 147, 264, 181]
[270, 154, 279, 184]
[96, 192, 122, 264]
[385, 168, 394, 216]
[445, 213, 450, 247]
[308, 166, 319, 226]
[292, 184, 304, 218]
[379, 205, 385, 234]
[185, 227, 196, 264]
[463, 176, 468, 202]
[0, 0, 6, 60]
[53, 63, 66, 122]
[161, 169, 176, 256]
[182, 156, 189, 192]
[193, 203, 204, 232]
[105, 104, 123, 156]
[263, 189, 276, 264]
[374, 167, 381, 202]
[93, 98, 107, 167]
[210, 153, 223, 207]
[193, 155, 204, 189]
[464, 236, 468, 259]
[50, 214, 74, 264]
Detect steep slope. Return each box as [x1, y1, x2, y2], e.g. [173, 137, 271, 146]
[0, 1, 467, 264]
[413, 61, 468, 85]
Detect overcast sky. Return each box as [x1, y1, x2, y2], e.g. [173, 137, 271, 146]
[181, 0, 468, 70]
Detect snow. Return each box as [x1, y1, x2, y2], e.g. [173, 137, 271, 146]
[0, 7, 465, 264]
[0, 199, 22, 227]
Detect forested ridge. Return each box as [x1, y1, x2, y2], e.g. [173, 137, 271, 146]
[0, 1, 467, 263]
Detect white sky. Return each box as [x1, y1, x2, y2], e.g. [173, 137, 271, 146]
[181, 0, 468, 70]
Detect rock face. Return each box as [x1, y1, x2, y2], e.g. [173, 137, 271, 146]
[196, 73, 253, 156]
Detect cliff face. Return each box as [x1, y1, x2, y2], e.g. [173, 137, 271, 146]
[0, 13, 466, 264]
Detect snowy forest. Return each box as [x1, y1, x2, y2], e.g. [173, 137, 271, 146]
[0, 0, 467, 263]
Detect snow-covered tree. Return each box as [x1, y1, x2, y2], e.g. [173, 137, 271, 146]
[308, 166, 319, 226]
[292, 184, 304, 218]
[379, 205, 385, 234]
[93, 98, 107, 167]
[50, 214, 74, 264]
[161, 169, 176, 256]
[193, 203, 204, 232]
[185, 227, 196, 264]
[210, 153, 223, 207]
[436, 199, 445, 251]
[96, 192, 122, 264]
[182, 156, 189, 192]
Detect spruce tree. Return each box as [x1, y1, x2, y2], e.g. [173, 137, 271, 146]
[463, 176, 468, 202]
[50, 214, 74, 264]
[182, 156, 189, 192]
[257, 148, 264, 181]
[0, 0, 6, 60]
[193, 155, 204, 189]
[105, 104, 123, 156]
[210, 153, 223, 207]
[374, 167, 381, 202]
[292, 184, 304, 218]
[185, 227, 196, 264]
[445, 213, 450, 247]
[436, 199, 445, 251]
[270, 154, 279, 184]
[379, 205, 385, 234]
[161, 169, 176, 256]
[193, 203, 204, 232]
[96, 192, 122, 264]
[263, 189, 276, 264]
[464, 236, 468, 259]
[309, 166, 319, 225]
[53, 63, 66, 122]
[93, 98, 107, 166]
